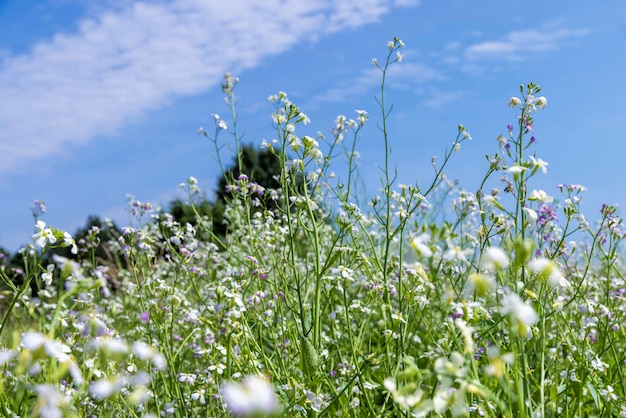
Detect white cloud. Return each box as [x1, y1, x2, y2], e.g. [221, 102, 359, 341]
[0, 0, 420, 174]
[422, 89, 466, 109]
[465, 27, 590, 61]
[312, 62, 446, 103]
[394, 0, 421, 6]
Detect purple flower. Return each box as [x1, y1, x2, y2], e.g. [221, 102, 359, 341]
[139, 311, 150, 324]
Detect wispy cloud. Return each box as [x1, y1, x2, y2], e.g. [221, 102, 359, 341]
[465, 27, 590, 62]
[0, 0, 420, 174]
[312, 62, 446, 103]
[422, 89, 467, 110]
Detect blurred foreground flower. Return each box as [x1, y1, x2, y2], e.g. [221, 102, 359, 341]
[221, 375, 279, 417]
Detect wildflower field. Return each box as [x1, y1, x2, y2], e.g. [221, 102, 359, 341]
[1, 38, 625, 417]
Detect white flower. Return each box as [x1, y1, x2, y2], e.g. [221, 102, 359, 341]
[32, 220, 56, 248]
[63, 232, 78, 254]
[534, 96, 547, 110]
[22, 332, 70, 361]
[465, 272, 495, 297]
[332, 265, 355, 281]
[527, 258, 570, 288]
[213, 114, 228, 130]
[508, 97, 521, 107]
[523, 207, 538, 224]
[383, 378, 430, 412]
[178, 373, 197, 384]
[41, 264, 54, 286]
[528, 189, 554, 203]
[443, 245, 472, 263]
[410, 234, 433, 258]
[132, 342, 166, 370]
[528, 156, 549, 174]
[52, 254, 83, 279]
[479, 247, 509, 272]
[21, 332, 83, 384]
[0, 349, 16, 366]
[221, 375, 279, 417]
[191, 389, 206, 404]
[297, 113, 310, 125]
[497, 135, 508, 150]
[506, 165, 526, 174]
[92, 337, 128, 354]
[34, 384, 68, 418]
[501, 293, 538, 327]
[590, 355, 608, 372]
[600, 385, 618, 401]
[90, 377, 125, 399]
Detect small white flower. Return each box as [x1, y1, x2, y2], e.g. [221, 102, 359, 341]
[178, 373, 197, 384]
[534, 96, 547, 110]
[191, 389, 206, 404]
[501, 293, 538, 327]
[0, 349, 16, 366]
[600, 385, 618, 401]
[528, 189, 554, 203]
[577, 214, 589, 230]
[506, 165, 526, 174]
[221, 375, 279, 417]
[93, 337, 129, 354]
[41, 264, 54, 286]
[527, 258, 570, 288]
[63, 232, 78, 254]
[52, 254, 83, 279]
[590, 355, 608, 372]
[479, 247, 509, 272]
[443, 245, 472, 263]
[528, 156, 549, 174]
[22, 332, 71, 362]
[523, 207, 538, 224]
[508, 97, 522, 107]
[465, 272, 495, 297]
[297, 112, 310, 125]
[132, 341, 166, 369]
[497, 134, 508, 150]
[90, 377, 124, 399]
[34, 384, 68, 418]
[410, 234, 433, 258]
[208, 363, 226, 374]
[33, 220, 57, 248]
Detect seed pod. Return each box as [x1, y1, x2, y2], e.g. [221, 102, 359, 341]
[301, 336, 319, 378]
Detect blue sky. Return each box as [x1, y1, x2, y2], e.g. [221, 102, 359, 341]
[1, 0, 625, 252]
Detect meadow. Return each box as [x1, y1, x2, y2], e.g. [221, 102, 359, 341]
[1, 38, 625, 417]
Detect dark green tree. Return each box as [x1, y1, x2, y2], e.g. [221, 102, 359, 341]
[215, 144, 282, 205]
[166, 144, 285, 241]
